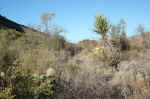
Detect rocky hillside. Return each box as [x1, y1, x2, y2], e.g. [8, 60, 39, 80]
[0, 15, 25, 32]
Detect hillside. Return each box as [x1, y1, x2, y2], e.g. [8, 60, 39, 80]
[1, 15, 150, 99]
[128, 31, 150, 49]
[0, 15, 25, 32]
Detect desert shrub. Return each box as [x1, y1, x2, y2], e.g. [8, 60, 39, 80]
[50, 33, 66, 51]
[0, 66, 54, 99]
[78, 39, 98, 50]
[90, 47, 105, 61]
[0, 29, 23, 72]
[16, 48, 53, 74]
[111, 60, 150, 99]
[16, 49, 38, 71]
[120, 35, 130, 51]
[129, 39, 141, 51]
[24, 29, 66, 51]
[52, 53, 117, 99]
[136, 24, 150, 49]
[0, 87, 14, 99]
[142, 32, 150, 49]
[0, 29, 22, 41]
[120, 50, 140, 61]
[65, 43, 83, 56]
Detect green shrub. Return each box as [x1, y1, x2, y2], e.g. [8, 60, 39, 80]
[0, 66, 54, 99]
[0, 87, 14, 99]
[91, 47, 105, 61]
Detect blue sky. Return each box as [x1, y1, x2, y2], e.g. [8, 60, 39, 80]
[0, 0, 150, 43]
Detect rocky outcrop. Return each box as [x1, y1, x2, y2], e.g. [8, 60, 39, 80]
[0, 15, 24, 32]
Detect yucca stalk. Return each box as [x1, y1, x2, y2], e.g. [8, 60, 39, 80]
[94, 15, 109, 47]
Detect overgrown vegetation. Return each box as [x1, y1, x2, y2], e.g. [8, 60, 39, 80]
[0, 13, 150, 99]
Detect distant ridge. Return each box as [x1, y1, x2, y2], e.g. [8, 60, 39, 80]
[0, 15, 24, 32]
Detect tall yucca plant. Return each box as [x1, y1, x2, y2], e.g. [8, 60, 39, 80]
[94, 15, 109, 40]
[94, 15, 110, 48]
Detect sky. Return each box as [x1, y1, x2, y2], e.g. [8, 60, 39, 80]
[0, 0, 150, 43]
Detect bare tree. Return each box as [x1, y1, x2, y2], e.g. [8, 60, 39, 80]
[119, 19, 130, 50]
[137, 24, 144, 34]
[40, 13, 55, 33]
[120, 19, 126, 33]
[137, 24, 147, 48]
[110, 25, 120, 48]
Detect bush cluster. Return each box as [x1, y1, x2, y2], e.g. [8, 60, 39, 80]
[0, 66, 54, 99]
